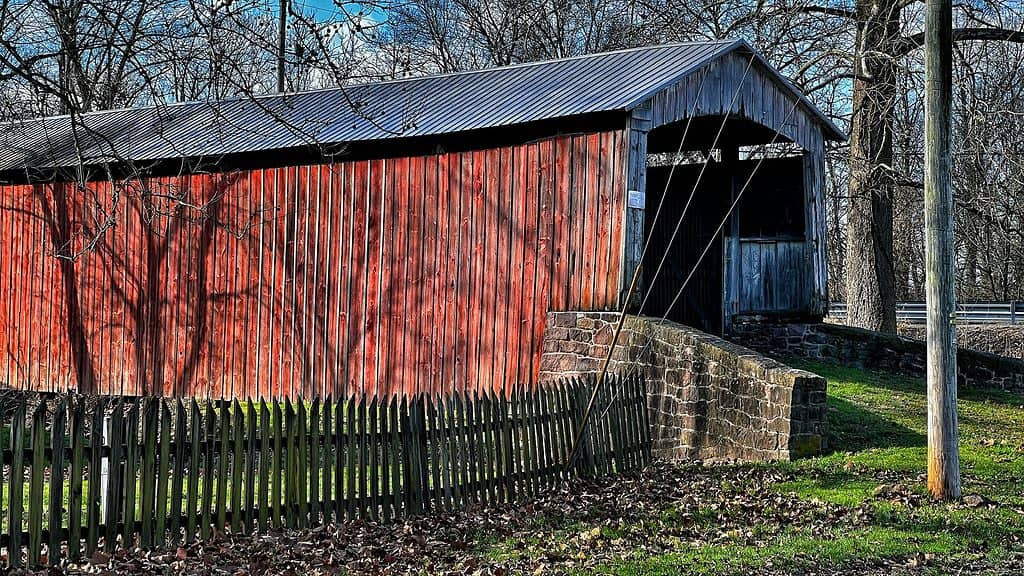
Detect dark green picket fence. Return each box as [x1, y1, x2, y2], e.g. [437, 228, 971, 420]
[0, 374, 649, 568]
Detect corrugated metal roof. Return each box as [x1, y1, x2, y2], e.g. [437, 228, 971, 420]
[0, 40, 843, 172]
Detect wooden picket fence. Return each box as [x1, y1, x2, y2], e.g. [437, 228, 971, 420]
[0, 374, 649, 568]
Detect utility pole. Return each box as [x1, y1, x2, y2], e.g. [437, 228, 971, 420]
[923, 0, 961, 500]
[277, 0, 287, 92]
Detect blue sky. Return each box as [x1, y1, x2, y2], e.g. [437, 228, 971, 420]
[290, 0, 364, 21]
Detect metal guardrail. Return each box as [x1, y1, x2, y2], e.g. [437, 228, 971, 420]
[828, 302, 1024, 325]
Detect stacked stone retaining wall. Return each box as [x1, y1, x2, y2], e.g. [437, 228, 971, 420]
[540, 312, 828, 462]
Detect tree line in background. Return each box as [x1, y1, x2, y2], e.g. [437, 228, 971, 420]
[2, 0, 1023, 332]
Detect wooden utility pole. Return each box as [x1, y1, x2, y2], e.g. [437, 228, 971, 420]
[923, 0, 962, 500]
[277, 0, 287, 92]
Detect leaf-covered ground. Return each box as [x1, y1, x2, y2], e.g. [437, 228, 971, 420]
[22, 360, 1024, 575]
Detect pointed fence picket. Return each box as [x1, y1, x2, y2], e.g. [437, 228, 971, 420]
[0, 373, 649, 568]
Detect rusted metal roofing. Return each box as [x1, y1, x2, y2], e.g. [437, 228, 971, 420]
[0, 40, 843, 172]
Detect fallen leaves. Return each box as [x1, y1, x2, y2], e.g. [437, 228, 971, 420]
[16, 461, 1023, 576]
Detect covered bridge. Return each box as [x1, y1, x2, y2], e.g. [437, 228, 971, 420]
[0, 40, 843, 398]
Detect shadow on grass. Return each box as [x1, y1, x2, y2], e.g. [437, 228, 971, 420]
[826, 395, 925, 453]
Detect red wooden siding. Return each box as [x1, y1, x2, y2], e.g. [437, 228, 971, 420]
[0, 130, 628, 398]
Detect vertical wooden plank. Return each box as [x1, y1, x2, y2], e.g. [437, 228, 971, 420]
[605, 376, 620, 473]
[445, 395, 462, 510]
[103, 400, 123, 553]
[453, 153, 472, 393]
[426, 155, 444, 396]
[617, 375, 632, 471]
[506, 147, 526, 386]
[492, 148, 512, 393]
[436, 396, 453, 511]
[516, 385, 529, 495]
[536, 383, 551, 486]
[378, 396, 390, 520]
[618, 373, 634, 467]
[508, 386, 520, 501]
[362, 395, 375, 517]
[416, 395, 429, 514]
[320, 397, 332, 522]
[200, 403, 215, 540]
[231, 401, 244, 534]
[258, 400, 271, 532]
[431, 154, 451, 395]
[284, 400, 297, 529]
[430, 396, 446, 510]
[216, 401, 229, 534]
[389, 396, 401, 519]
[452, 392, 467, 508]
[346, 161, 367, 396]
[542, 384, 556, 487]
[632, 374, 645, 468]
[603, 378, 615, 475]
[525, 386, 539, 497]
[399, 396, 413, 514]
[556, 380, 572, 478]
[551, 383, 564, 481]
[463, 392, 478, 503]
[368, 397, 380, 521]
[377, 159, 395, 399]
[27, 405, 45, 566]
[345, 395, 356, 520]
[309, 398, 320, 525]
[387, 159, 407, 398]
[122, 402, 139, 549]
[592, 381, 606, 477]
[86, 399, 106, 545]
[333, 398, 344, 522]
[169, 401, 185, 544]
[490, 390, 504, 503]
[140, 399, 157, 548]
[539, 385, 554, 486]
[155, 402, 170, 546]
[85, 399, 105, 554]
[638, 373, 647, 461]
[186, 401, 201, 543]
[557, 381, 573, 479]
[623, 114, 650, 308]
[408, 157, 426, 395]
[471, 389, 483, 502]
[481, 392, 495, 504]
[488, 389, 501, 502]
[244, 399, 257, 534]
[47, 399, 67, 565]
[296, 399, 307, 524]
[440, 154, 459, 396]
[68, 399, 85, 560]
[531, 140, 556, 385]
[271, 401, 283, 528]
[8, 402, 26, 567]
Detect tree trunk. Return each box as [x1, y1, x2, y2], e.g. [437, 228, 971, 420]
[845, 0, 902, 333]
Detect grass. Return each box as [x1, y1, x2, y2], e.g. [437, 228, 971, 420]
[781, 360, 1024, 505]
[479, 359, 1024, 575]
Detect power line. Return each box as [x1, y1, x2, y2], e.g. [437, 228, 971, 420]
[564, 51, 758, 472]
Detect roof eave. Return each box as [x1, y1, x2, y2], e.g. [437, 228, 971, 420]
[623, 39, 847, 143]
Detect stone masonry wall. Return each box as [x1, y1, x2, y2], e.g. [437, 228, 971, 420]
[540, 312, 828, 462]
[731, 319, 1024, 396]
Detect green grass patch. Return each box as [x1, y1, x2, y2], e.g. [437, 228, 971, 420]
[481, 359, 1024, 575]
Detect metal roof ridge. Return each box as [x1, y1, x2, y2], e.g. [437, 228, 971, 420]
[0, 40, 741, 127]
